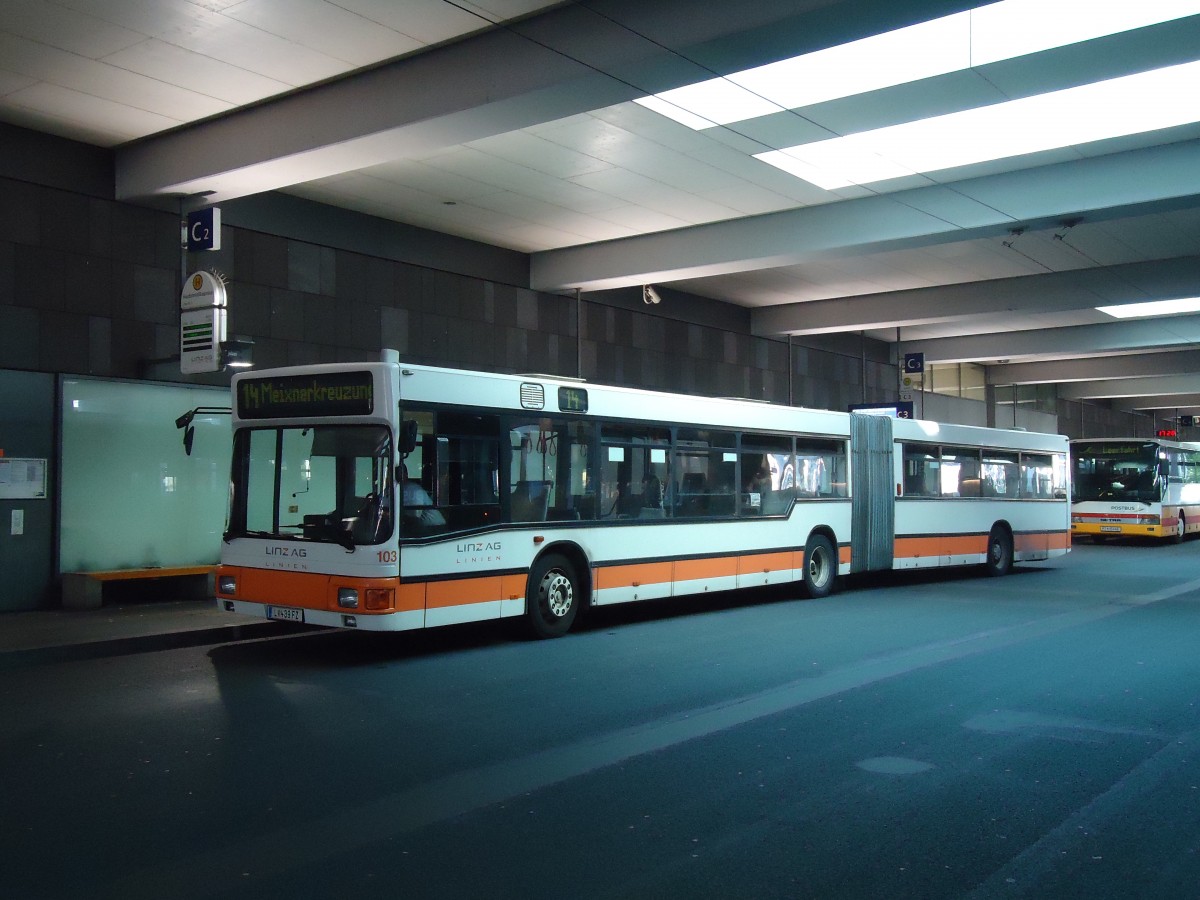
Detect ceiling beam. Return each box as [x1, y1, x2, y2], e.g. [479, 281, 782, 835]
[115, 0, 924, 204]
[1058, 374, 1200, 400]
[536, 140, 1200, 293]
[1112, 394, 1200, 411]
[752, 255, 1200, 336]
[897, 314, 1200, 364]
[988, 349, 1200, 385]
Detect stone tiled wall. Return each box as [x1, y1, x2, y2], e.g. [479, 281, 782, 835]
[0, 172, 900, 413]
[0, 176, 182, 376]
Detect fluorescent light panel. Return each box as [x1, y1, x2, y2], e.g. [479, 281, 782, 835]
[1098, 297, 1200, 318]
[756, 59, 1200, 188]
[635, 0, 1200, 130]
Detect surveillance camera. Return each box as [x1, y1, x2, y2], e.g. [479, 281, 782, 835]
[643, 285, 662, 305]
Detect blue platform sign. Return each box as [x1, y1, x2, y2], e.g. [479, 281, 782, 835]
[902, 352, 924, 374]
[186, 207, 221, 252]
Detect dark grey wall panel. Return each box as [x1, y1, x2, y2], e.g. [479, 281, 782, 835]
[0, 370, 54, 611]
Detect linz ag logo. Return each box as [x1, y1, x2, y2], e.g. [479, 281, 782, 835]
[267, 546, 307, 557]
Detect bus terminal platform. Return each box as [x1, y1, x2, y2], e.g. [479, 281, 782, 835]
[0, 598, 296, 667]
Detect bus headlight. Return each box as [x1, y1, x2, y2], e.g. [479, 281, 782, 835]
[218, 575, 237, 595]
[337, 588, 360, 609]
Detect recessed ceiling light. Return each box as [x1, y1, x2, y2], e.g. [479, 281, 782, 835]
[1097, 297, 1200, 318]
[755, 59, 1200, 188]
[635, 0, 1200, 130]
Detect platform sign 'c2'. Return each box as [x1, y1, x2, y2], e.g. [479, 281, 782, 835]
[186, 207, 221, 252]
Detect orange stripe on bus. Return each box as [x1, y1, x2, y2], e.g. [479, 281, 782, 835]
[221, 567, 330, 607]
[1015, 532, 1052, 554]
[737, 551, 795, 575]
[893, 535, 945, 558]
[674, 557, 739, 581]
[597, 561, 674, 590]
[396, 582, 425, 612]
[1047, 531, 1071, 551]
[426, 575, 504, 609]
[894, 534, 986, 557]
[501, 573, 528, 602]
[219, 566, 417, 613]
[941, 534, 987, 555]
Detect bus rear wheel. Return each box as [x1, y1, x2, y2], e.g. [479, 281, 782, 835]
[985, 525, 1013, 577]
[526, 553, 579, 639]
[803, 534, 837, 599]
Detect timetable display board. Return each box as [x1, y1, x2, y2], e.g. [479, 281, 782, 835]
[0, 458, 47, 499]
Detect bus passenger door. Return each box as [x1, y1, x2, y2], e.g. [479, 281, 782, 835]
[850, 413, 895, 573]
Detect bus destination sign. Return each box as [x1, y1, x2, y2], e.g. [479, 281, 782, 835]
[237, 371, 375, 419]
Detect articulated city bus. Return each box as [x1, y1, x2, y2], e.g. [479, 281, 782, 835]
[1070, 437, 1200, 542]
[214, 351, 1070, 638]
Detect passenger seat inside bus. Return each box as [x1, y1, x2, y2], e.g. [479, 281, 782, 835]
[510, 480, 551, 522]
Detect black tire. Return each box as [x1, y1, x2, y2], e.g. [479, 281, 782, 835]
[802, 533, 837, 598]
[526, 553, 579, 639]
[985, 525, 1013, 577]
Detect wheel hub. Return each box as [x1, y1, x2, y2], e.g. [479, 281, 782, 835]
[542, 572, 573, 618]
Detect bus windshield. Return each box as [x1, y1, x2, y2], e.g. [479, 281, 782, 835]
[1071, 442, 1162, 504]
[228, 424, 394, 547]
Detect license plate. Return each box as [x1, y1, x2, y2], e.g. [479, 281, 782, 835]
[266, 605, 304, 623]
[1099, 525, 1121, 533]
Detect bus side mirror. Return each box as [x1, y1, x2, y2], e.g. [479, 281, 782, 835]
[399, 419, 418, 455]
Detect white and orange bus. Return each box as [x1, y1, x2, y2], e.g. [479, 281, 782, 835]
[214, 351, 1071, 637]
[1070, 437, 1200, 542]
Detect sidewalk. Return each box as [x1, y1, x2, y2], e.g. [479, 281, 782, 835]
[0, 598, 295, 665]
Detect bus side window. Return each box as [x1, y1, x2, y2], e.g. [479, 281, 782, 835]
[739, 434, 792, 516]
[674, 428, 736, 517]
[601, 424, 670, 518]
[902, 444, 938, 497]
[1021, 453, 1055, 499]
[796, 438, 846, 498]
[940, 446, 981, 497]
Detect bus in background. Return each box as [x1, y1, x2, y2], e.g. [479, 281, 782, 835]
[1070, 437, 1200, 542]
[214, 351, 1070, 639]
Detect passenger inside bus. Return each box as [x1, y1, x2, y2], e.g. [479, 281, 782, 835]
[401, 466, 446, 530]
[641, 474, 665, 518]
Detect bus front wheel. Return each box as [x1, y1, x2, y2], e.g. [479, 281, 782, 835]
[803, 534, 837, 599]
[985, 526, 1013, 577]
[526, 553, 579, 639]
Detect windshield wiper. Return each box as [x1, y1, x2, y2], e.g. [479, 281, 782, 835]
[224, 529, 278, 542]
[225, 525, 356, 552]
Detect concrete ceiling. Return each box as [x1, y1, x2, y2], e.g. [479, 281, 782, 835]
[5, 0, 1200, 416]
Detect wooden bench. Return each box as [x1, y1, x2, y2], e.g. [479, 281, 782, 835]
[62, 565, 217, 610]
